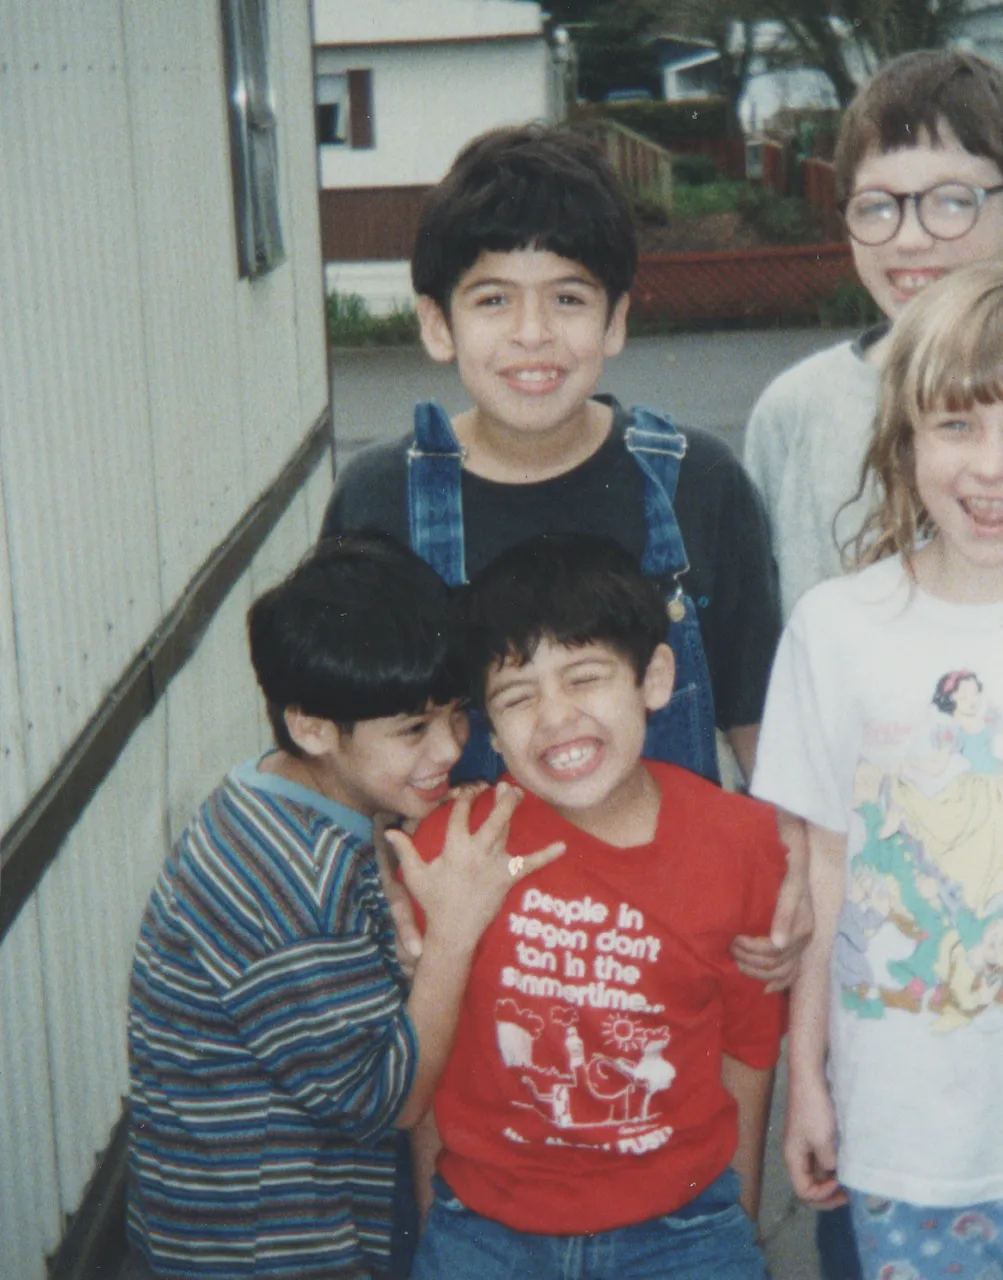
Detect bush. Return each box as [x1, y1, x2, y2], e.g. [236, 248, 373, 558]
[671, 152, 720, 185]
[573, 97, 734, 146]
[672, 180, 745, 219]
[816, 279, 883, 328]
[327, 292, 420, 347]
[737, 186, 825, 246]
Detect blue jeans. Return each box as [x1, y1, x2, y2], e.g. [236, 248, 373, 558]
[411, 1168, 767, 1280]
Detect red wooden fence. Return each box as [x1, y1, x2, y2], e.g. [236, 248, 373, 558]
[632, 242, 854, 324]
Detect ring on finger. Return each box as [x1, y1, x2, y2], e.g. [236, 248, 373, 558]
[508, 855, 524, 878]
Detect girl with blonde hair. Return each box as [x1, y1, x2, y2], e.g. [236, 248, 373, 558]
[754, 262, 1003, 1277]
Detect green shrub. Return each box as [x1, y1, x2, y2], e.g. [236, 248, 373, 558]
[573, 97, 733, 146]
[671, 152, 720, 185]
[816, 279, 883, 328]
[737, 186, 825, 245]
[672, 180, 745, 218]
[327, 291, 420, 347]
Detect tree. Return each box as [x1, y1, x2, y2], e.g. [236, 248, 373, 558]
[652, 0, 764, 132]
[548, 0, 664, 101]
[655, 0, 970, 106]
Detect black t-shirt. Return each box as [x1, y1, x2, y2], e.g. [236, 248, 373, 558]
[320, 403, 780, 729]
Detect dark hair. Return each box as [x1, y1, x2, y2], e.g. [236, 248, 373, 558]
[247, 532, 464, 753]
[411, 124, 637, 315]
[932, 670, 982, 715]
[835, 50, 1003, 201]
[463, 533, 666, 705]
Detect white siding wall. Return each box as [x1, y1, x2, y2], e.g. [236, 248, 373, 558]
[316, 39, 554, 189]
[0, 3, 328, 1277]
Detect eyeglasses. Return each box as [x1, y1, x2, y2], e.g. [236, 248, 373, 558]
[841, 181, 1003, 246]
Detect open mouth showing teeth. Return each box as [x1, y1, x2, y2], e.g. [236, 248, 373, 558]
[507, 368, 562, 387]
[890, 272, 944, 295]
[543, 742, 598, 773]
[964, 497, 1003, 528]
[412, 776, 449, 793]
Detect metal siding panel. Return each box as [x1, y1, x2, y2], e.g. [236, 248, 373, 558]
[119, 2, 248, 607]
[274, 0, 330, 427]
[0, 905, 62, 1280]
[164, 579, 261, 844]
[302, 447, 336, 541]
[0, 2, 162, 797]
[37, 712, 167, 1213]
[232, 1, 318, 506]
[0, 466, 28, 829]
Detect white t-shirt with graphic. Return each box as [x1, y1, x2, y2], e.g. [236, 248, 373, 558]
[754, 555, 1003, 1206]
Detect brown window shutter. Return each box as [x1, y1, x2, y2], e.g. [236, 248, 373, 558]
[348, 69, 374, 149]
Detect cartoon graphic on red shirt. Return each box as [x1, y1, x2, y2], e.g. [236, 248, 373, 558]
[498, 998, 676, 1140]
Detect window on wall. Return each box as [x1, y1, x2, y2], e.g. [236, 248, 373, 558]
[220, 0, 284, 279]
[315, 68, 374, 149]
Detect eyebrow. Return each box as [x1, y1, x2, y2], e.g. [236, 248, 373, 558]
[460, 274, 602, 295]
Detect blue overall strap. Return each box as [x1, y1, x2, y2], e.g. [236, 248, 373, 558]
[406, 401, 502, 781]
[624, 405, 689, 580]
[624, 405, 720, 783]
[407, 400, 467, 587]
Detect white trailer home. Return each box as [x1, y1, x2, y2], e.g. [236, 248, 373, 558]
[313, 0, 562, 312]
[0, 3, 330, 1276]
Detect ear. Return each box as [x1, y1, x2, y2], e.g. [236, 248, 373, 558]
[284, 708, 341, 759]
[417, 295, 457, 363]
[602, 292, 630, 359]
[641, 643, 675, 713]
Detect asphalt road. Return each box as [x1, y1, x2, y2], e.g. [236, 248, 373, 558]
[329, 325, 858, 463]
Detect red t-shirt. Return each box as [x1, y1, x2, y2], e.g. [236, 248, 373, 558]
[413, 761, 787, 1235]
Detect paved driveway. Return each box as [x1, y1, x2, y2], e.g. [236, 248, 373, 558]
[330, 326, 857, 462]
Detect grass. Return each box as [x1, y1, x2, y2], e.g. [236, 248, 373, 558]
[327, 291, 420, 347]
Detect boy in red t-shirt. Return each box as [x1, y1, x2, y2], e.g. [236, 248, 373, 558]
[399, 533, 787, 1279]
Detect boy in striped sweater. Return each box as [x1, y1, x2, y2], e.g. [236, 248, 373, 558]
[126, 533, 563, 1280]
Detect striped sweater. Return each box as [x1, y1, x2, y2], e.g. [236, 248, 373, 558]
[127, 760, 417, 1278]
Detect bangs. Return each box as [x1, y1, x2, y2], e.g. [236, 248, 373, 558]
[899, 271, 1003, 417]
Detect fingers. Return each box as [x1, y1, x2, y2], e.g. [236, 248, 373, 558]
[509, 841, 566, 881]
[731, 933, 806, 990]
[384, 827, 423, 889]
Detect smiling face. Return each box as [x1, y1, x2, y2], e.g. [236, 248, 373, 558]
[912, 399, 1003, 602]
[417, 248, 629, 452]
[484, 638, 674, 843]
[304, 701, 469, 821]
[849, 124, 1003, 320]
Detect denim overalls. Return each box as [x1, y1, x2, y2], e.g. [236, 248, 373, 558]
[406, 401, 719, 783]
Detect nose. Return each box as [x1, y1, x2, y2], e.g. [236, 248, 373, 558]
[893, 195, 936, 251]
[536, 684, 576, 733]
[512, 295, 552, 347]
[427, 711, 466, 768]
[972, 422, 1003, 480]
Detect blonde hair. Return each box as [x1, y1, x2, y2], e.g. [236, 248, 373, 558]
[853, 263, 1003, 570]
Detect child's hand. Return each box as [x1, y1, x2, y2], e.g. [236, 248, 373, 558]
[385, 781, 565, 953]
[783, 1071, 847, 1209]
[733, 808, 813, 992]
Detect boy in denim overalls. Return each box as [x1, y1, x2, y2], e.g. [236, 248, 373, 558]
[321, 125, 808, 984]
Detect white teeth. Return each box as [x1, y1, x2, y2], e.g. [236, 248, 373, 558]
[512, 369, 557, 383]
[413, 776, 446, 792]
[967, 498, 1003, 516]
[545, 743, 595, 771]
[890, 273, 939, 294]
